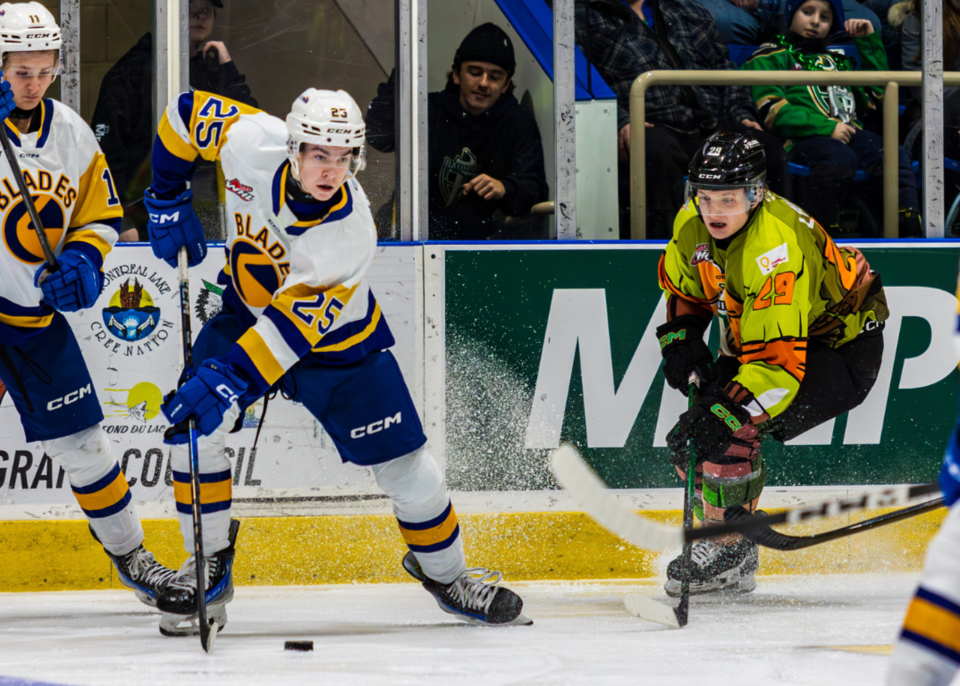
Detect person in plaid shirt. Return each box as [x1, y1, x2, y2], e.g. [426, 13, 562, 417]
[576, 0, 788, 238]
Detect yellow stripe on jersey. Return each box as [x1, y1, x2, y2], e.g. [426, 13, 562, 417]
[313, 302, 382, 352]
[64, 228, 111, 261]
[157, 109, 199, 163]
[236, 327, 287, 387]
[173, 479, 232, 508]
[271, 282, 359, 346]
[69, 151, 124, 230]
[0, 311, 54, 329]
[903, 596, 960, 654]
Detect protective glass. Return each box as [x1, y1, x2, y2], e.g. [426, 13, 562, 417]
[684, 182, 758, 216]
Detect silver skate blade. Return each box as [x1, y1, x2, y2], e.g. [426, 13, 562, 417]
[455, 612, 534, 627]
[624, 594, 681, 629]
[506, 612, 533, 626]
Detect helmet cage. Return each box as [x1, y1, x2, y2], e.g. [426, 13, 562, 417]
[685, 175, 765, 216]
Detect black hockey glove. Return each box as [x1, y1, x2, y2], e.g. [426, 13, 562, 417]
[656, 316, 717, 396]
[667, 384, 761, 468]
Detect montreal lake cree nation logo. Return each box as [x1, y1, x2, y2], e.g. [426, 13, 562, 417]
[102, 278, 160, 341]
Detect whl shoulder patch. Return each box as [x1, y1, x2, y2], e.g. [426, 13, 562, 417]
[756, 242, 789, 276]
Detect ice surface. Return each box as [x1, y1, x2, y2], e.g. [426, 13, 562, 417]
[0, 574, 952, 686]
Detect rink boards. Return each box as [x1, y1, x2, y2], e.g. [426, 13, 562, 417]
[0, 241, 956, 590]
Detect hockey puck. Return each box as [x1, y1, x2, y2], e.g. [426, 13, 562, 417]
[284, 640, 313, 652]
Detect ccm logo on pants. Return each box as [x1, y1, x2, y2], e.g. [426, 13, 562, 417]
[47, 384, 93, 411]
[351, 412, 402, 439]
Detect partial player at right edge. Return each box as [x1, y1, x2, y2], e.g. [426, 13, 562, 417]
[885, 271, 960, 686]
[144, 87, 529, 635]
[656, 131, 889, 597]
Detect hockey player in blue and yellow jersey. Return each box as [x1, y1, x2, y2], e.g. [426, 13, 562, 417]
[885, 273, 960, 686]
[145, 87, 529, 635]
[0, 3, 176, 608]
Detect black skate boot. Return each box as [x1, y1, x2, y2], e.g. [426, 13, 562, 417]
[90, 526, 176, 608]
[402, 551, 532, 626]
[664, 536, 759, 597]
[158, 519, 240, 637]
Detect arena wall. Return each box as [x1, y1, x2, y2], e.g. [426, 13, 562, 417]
[0, 242, 955, 591]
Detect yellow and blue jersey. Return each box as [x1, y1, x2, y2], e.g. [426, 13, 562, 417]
[152, 91, 394, 398]
[0, 99, 123, 345]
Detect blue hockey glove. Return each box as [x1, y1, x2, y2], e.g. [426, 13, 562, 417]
[144, 188, 207, 268]
[940, 427, 960, 507]
[34, 249, 102, 312]
[162, 357, 249, 442]
[0, 76, 15, 122]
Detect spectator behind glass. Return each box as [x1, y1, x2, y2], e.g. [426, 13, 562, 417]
[366, 23, 549, 240]
[92, 0, 258, 242]
[575, 0, 789, 239]
[898, 0, 960, 227]
[741, 0, 921, 236]
[693, 0, 880, 44]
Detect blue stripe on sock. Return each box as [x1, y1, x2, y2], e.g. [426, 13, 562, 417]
[407, 524, 460, 553]
[397, 501, 452, 531]
[901, 629, 960, 663]
[176, 499, 232, 515]
[917, 586, 960, 617]
[172, 469, 233, 484]
[71, 463, 121, 495]
[82, 490, 132, 519]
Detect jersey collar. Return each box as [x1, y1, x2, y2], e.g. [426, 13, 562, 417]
[4, 99, 54, 148]
[271, 160, 354, 235]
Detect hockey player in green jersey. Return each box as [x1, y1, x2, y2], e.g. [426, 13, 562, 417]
[656, 132, 888, 595]
[740, 0, 921, 235]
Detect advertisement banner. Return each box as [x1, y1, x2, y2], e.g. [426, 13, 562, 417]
[443, 244, 960, 491]
[0, 245, 419, 513]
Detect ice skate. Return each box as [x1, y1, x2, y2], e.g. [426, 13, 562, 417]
[157, 520, 239, 637]
[402, 551, 532, 626]
[664, 536, 759, 597]
[107, 544, 178, 608]
[90, 526, 177, 608]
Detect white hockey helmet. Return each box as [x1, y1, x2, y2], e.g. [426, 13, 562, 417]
[286, 88, 366, 184]
[0, 2, 62, 69]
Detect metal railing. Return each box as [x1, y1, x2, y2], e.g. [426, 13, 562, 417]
[629, 70, 960, 239]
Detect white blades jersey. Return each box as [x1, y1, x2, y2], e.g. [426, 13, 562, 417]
[0, 99, 122, 345]
[152, 91, 393, 397]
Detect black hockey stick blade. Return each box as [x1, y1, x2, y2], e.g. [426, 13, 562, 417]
[0, 117, 58, 270]
[550, 444, 941, 551]
[725, 496, 946, 551]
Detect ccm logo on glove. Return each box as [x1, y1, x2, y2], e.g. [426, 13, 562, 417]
[149, 211, 180, 224]
[216, 384, 238, 404]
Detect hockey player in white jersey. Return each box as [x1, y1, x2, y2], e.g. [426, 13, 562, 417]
[0, 3, 176, 607]
[145, 87, 528, 634]
[885, 278, 960, 685]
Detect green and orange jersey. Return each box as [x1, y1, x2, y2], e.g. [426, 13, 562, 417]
[658, 191, 888, 419]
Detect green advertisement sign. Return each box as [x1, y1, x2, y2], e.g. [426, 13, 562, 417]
[444, 245, 960, 491]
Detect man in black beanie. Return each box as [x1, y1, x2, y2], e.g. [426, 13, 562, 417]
[367, 23, 549, 240]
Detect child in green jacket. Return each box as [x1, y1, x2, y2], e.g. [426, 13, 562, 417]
[741, 0, 921, 236]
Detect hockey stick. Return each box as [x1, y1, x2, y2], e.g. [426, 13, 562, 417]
[176, 246, 216, 653]
[549, 443, 940, 552]
[725, 496, 946, 551]
[625, 379, 696, 628]
[0, 122, 58, 270]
